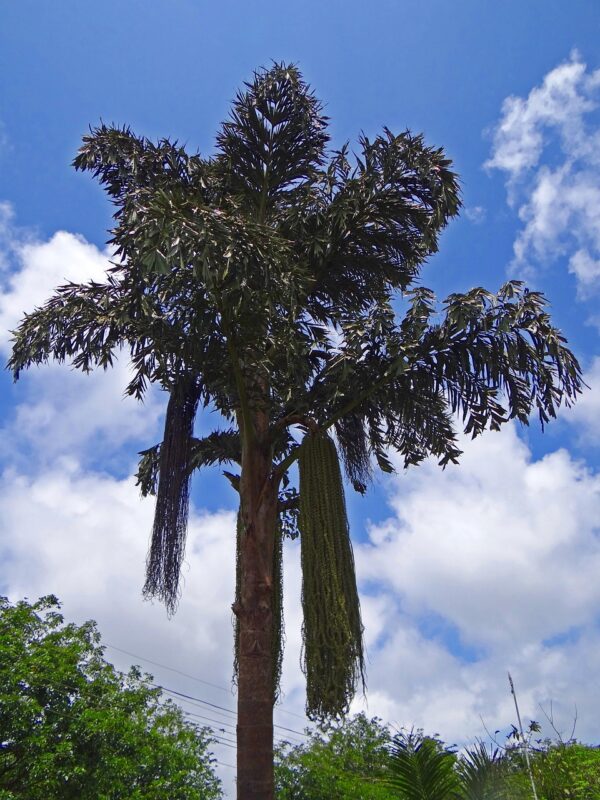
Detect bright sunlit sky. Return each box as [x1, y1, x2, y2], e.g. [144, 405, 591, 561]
[2, 1, 600, 793]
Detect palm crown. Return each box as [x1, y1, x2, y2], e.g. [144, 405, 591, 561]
[11, 65, 579, 460]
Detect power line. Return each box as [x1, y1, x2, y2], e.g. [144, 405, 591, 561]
[181, 717, 238, 749]
[208, 735, 237, 749]
[157, 684, 237, 717]
[183, 708, 302, 744]
[176, 692, 306, 746]
[181, 709, 238, 732]
[187, 719, 237, 744]
[105, 641, 308, 721]
[179, 703, 304, 744]
[206, 731, 237, 747]
[211, 739, 236, 750]
[181, 708, 303, 748]
[105, 643, 230, 694]
[157, 683, 308, 739]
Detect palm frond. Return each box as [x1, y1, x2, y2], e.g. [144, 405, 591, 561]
[386, 730, 461, 800]
[136, 428, 242, 497]
[8, 277, 128, 378]
[216, 63, 329, 210]
[456, 742, 508, 800]
[417, 281, 583, 433]
[73, 123, 207, 202]
[305, 130, 461, 314]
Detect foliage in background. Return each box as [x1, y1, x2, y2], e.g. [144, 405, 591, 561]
[275, 713, 394, 800]
[0, 596, 222, 800]
[2, 596, 599, 799]
[505, 739, 600, 800]
[275, 713, 600, 800]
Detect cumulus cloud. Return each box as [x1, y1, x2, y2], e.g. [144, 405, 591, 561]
[486, 52, 600, 295]
[360, 428, 600, 649]
[485, 54, 600, 179]
[0, 463, 236, 666]
[353, 423, 600, 743]
[563, 356, 600, 446]
[5, 362, 163, 470]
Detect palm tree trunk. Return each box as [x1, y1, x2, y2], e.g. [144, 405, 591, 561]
[235, 410, 277, 800]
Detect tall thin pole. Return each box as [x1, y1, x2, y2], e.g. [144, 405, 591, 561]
[508, 672, 539, 800]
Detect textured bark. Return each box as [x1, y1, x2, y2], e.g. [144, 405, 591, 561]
[235, 409, 277, 800]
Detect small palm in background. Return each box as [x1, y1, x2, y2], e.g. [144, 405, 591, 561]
[385, 730, 461, 800]
[456, 742, 522, 800]
[386, 732, 521, 800]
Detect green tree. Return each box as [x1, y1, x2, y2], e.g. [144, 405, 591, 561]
[506, 740, 600, 800]
[275, 713, 394, 800]
[9, 64, 583, 799]
[454, 726, 600, 799]
[276, 720, 600, 800]
[0, 596, 222, 800]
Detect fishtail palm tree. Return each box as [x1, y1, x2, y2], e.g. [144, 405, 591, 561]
[9, 64, 582, 800]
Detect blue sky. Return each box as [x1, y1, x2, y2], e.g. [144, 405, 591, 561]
[2, 1, 600, 793]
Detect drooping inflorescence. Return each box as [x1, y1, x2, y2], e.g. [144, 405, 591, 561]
[143, 377, 201, 615]
[298, 431, 365, 719]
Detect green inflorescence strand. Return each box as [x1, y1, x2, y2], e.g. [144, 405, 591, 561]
[298, 431, 365, 720]
[233, 510, 284, 702]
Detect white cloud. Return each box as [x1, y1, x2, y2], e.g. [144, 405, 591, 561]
[485, 53, 600, 179]
[0, 463, 237, 664]
[359, 426, 600, 650]
[563, 356, 600, 445]
[5, 363, 163, 468]
[486, 53, 600, 294]
[464, 205, 486, 224]
[569, 249, 600, 297]
[352, 423, 600, 744]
